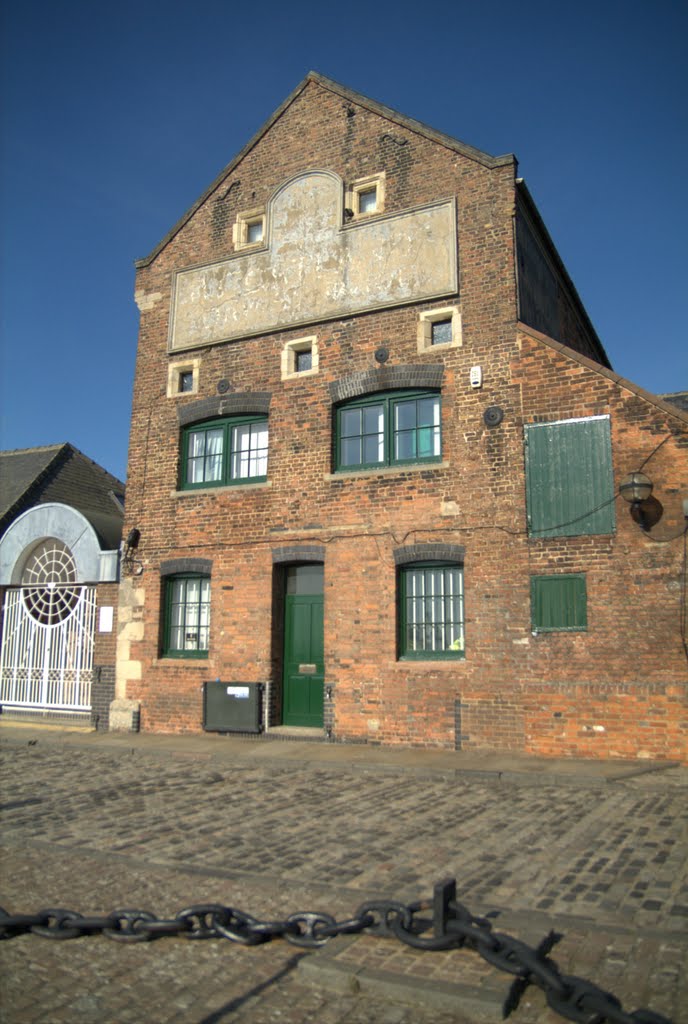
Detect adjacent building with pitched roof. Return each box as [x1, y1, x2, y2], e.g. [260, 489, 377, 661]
[0, 443, 124, 729]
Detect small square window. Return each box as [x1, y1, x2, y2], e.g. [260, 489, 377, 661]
[295, 348, 312, 373]
[246, 219, 263, 244]
[167, 360, 200, 398]
[431, 319, 452, 346]
[346, 173, 385, 220]
[358, 187, 377, 214]
[418, 307, 461, 353]
[234, 208, 266, 250]
[281, 336, 319, 379]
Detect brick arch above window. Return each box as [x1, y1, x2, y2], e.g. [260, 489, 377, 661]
[160, 558, 212, 577]
[394, 544, 464, 566]
[329, 365, 443, 405]
[177, 392, 271, 427]
[272, 545, 326, 564]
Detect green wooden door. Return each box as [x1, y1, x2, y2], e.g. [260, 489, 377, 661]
[283, 566, 324, 727]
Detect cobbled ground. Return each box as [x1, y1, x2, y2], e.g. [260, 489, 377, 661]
[0, 738, 686, 1024]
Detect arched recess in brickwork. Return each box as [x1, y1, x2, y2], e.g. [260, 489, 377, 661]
[272, 545, 326, 564]
[329, 365, 444, 405]
[177, 393, 271, 427]
[394, 543, 465, 565]
[269, 168, 343, 210]
[160, 558, 212, 577]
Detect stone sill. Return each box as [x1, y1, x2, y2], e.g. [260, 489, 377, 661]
[324, 460, 449, 482]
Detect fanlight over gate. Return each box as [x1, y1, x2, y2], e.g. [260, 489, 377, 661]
[0, 539, 95, 711]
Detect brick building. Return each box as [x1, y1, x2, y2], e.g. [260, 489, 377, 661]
[115, 73, 687, 761]
[0, 444, 124, 729]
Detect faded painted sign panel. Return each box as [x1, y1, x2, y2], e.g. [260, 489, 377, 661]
[169, 171, 457, 351]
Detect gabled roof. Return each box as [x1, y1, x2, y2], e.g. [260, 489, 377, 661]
[0, 444, 64, 519]
[518, 322, 688, 427]
[660, 392, 688, 414]
[0, 443, 125, 548]
[136, 71, 516, 269]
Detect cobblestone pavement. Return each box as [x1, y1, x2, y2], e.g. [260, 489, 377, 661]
[0, 733, 686, 1023]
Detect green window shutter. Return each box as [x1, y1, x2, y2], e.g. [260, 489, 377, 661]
[531, 574, 587, 631]
[525, 417, 615, 537]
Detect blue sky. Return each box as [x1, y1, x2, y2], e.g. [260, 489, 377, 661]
[1, 0, 686, 483]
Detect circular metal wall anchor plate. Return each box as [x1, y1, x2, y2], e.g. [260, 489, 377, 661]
[483, 406, 504, 428]
[217, 379, 232, 394]
[375, 347, 389, 364]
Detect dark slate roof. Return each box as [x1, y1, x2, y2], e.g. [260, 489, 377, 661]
[0, 445, 63, 518]
[660, 392, 688, 413]
[0, 444, 125, 549]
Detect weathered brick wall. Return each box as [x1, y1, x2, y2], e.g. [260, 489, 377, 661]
[92, 581, 118, 730]
[120, 78, 688, 761]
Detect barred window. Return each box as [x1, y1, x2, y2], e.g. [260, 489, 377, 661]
[163, 574, 210, 657]
[399, 562, 464, 659]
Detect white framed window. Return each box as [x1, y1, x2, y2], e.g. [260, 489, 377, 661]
[346, 173, 385, 220]
[233, 207, 266, 250]
[167, 359, 200, 397]
[281, 335, 319, 380]
[417, 306, 462, 353]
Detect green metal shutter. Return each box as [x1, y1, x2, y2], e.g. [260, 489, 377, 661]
[531, 574, 587, 631]
[525, 417, 615, 537]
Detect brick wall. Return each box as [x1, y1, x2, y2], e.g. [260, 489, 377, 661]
[119, 77, 688, 761]
[92, 581, 118, 730]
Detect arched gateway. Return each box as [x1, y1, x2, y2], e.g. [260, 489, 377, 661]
[0, 445, 123, 728]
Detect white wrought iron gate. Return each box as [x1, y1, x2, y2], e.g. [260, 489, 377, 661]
[0, 585, 96, 711]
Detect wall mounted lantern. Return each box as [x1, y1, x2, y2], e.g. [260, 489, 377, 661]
[619, 472, 653, 530]
[121, 528, 143, 575]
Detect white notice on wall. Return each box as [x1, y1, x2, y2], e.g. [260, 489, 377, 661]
[226, 686, 250, 699]
[99, 606, 114, 633]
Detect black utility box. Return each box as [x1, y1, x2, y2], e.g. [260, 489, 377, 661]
[203, 681, 263, 734]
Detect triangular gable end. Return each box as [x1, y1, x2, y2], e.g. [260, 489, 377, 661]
[517, 321, 688, 427]
[135, 71, 516, 269]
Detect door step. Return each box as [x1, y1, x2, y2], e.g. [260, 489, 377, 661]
[266, 725, 327, 742]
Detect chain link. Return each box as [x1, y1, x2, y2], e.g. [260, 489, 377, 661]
[0, 877, 674, 1024]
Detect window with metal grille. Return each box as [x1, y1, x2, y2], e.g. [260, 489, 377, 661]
[399, 562, 464, 658]
[163, 574, 210, 657]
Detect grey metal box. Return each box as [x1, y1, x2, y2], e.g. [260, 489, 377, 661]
[203, 682, 263, 733]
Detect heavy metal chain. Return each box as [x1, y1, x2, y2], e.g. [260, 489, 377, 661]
[0, 877, 672, 1024]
